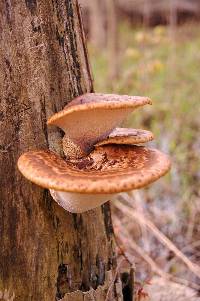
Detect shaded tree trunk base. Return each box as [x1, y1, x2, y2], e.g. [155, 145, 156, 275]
[62, 268, 134, 301]
[62, 270, 123, 301]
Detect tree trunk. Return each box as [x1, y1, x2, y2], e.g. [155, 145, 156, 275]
[88, 0, 106, 48]
[143, 0, 151, 27]
[105, 0, 119, 85]
[0, 1, 124, 300]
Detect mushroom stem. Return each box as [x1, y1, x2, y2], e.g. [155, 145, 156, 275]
[50, 189, 116, 213]
[62, 135, 87, 159]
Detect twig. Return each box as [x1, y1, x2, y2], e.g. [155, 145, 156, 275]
[186, 203, 196, 242]
[114, 200, 200, 279]
[114, 219, 200, 291]
[105, 258, 125, 301]
[115, 219, 167, 278]
[165, 240, 200, 272]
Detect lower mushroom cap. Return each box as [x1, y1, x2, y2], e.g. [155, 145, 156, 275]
[17, 145, 171, 194]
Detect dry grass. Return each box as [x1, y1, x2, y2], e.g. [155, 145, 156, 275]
[112, 191, 200, 298]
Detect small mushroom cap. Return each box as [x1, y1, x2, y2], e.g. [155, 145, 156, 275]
[47, 93, 152, 153]
[95, 128, 154, 147]
[17, 145, 170, 194]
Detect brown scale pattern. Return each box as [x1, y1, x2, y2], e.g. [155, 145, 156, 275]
[18, 145, 171, 194]
[65, 93, 152, 107]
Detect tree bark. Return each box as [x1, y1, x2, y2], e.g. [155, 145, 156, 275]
[0, 1, 123, 300]
[88, 0, 106, 48]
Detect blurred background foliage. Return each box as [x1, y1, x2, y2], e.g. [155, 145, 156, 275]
[80, 0, 200, 297]
[90, 23, 200, 198]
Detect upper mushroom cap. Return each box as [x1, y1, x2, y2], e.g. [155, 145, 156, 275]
[95, 128, 154, 146]
[17, 145, 170, 194]
[47, 93, 152, 153]
[48, 93, 152, 124]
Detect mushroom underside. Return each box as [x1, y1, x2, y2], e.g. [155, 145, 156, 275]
[49, 108, 136, 154]
[48, 94, 152, 155]
[56, 108, 133, 154]
[50, 189, 117, 213]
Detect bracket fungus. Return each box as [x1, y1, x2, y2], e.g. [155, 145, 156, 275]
[47, 93, 152, 157]
[18, 93, 171, 213]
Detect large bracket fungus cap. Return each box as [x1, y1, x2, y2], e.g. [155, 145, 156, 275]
[48, 93, 152, 156]
[17, 145, 171, 213]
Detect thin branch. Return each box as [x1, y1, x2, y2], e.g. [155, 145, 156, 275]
[105, 259, 125, 301]
[114, 218, 200, 291]
[114, 200, 200, 279]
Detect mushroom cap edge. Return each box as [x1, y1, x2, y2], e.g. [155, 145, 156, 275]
[17, 145, 171, 194]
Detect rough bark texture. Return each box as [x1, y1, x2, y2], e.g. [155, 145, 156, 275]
[0, 1, 122, 300]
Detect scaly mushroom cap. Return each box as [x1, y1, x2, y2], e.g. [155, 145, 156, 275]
[47, 93, 152, 154]
[17, 145, 170, 194]
[95, 128, 154, 147]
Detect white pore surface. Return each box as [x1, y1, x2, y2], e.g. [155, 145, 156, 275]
[55, 108, 133, 151]
[50, 190, 116, 213]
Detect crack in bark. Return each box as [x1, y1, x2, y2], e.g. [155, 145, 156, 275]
[39, 95, 49, 147]
[25, 0, 37, 14]
[64, 0, 83, 96]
